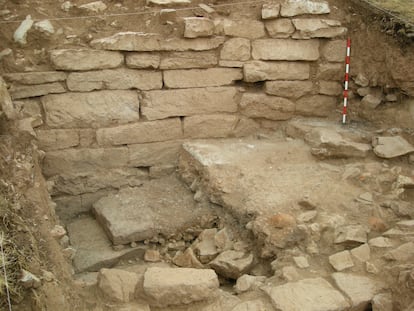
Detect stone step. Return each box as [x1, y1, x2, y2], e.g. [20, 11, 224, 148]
[67, 216, 146, 273]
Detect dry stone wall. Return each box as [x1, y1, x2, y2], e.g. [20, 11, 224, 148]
[1, 0, 349, 220]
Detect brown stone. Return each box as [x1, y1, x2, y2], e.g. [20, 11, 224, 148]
[223, 19, 266, 39]
[265, 19, 295, 38]
[244, 61, 310, 82]
[128, 141, 182, 167]
[50, 49, 123, 70]
[3, 71, 66, 85]
[296, 95, 337, 117]
[183, 114, 237, 138]
[265, 80, 313, 98]
[184, 17, 214, 38]
[220, 38, 251, 61]
[240, 93, 295, 120]
[9, 82, 66, 100]
[126, 52, 160, 69]
[322, 40, 346, 62]
[268, 213, 296, 228]
[160, 51, 218, 69]
[319, 81, 342, 96]
[36, 129, 79, 151]
[252, 39, 320, 61]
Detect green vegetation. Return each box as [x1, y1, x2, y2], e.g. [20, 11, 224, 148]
[364, 0, 414, 23]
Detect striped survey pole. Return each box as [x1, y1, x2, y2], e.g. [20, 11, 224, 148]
[342, 37, 351, 124]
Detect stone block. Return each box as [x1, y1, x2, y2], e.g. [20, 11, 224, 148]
[67, 69, 162, 92]
[142, 87, 238, 120]
[350, 244, 370, 262]
[209, 250, 254, 279]
[128, 141, 182, 167]
[96, 118, 182, 146]
[319, 81, 342, 96]
[252, 39, 320, 61]
[329, 250, 354, 271]
[9, 82, 65, 100]
[373, 136, 414, 159]
[160, 9, 177, 24]
[49, 167, 148, 195]
[281, 0, 330, 17]
[184, 17, 214, 38]
[292, 19, 347, 38]
[240, 93, 295, 120]
[90, 32, 225, 51]
[36, 129, 79, 151]
[14, 99, 41, 119]
[265, 19, 295, 38]
[264, 277, 348, 311]
[317, 63, 343, 81]
[0, 77, 17, 120]
[147, 0, 190, 5]
[43, 147, 129, 177]
[322, 40, 346, 62]
[98, 268, 140, 302]
[223, 19, 265, 39]
[296, 95, 336, 117]
[220, 38, 251, 61]
[219, 60, 244, 68]
[265, 80, 313, 98]
[143, 267, 219, 306]
[160, 51, 217, 69]
[244, 61, 310, 82]
[183, 114, 237, 138]
[3, 71, 66, 85]
[125, 53, 160, 69]
[42, 91, 139, 128]
[50, 49, 123, 70]
[262, 3, 280, 19]
[163, 68, 242, 88]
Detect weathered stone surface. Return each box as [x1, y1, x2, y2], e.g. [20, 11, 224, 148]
[147, 0, 190, 5]
[220, 38, 251, 61]
[193, 228, 219, 263]
[144, 249, 161, 262]
[142, 87, 238, 120]
[372, 293, 393, 311]
[332, 273, 387, 310]
[235, 275, 266, 293]
[317, 63, 343, 81]
[173, 248, 204, 268]
[184, 17, 214, 38]
[329, 250, 354, 271]
[293, 256, 310, 268]
[295, 95, 336, 117]
[305, 128, 371, 158]
[350, 244, 371, 262]
[9, 82, 65, 99]
[361, 94, 382, 109]
[223, 19, 265, 39]
[160, 9, 177, 24]
[128, 140, 182, 167]
[160, 51, 217, 69]
[322, 40, 346, 62]
[262, 3, 280, 19]
[265, 80, 313, 98]
[143, 267, 219, 306]
[240, 93, 295, 120]
[232, 300, 270, 311]
[319, 81, 342, 96]
[252, 39, 319, 61]
[264, 277, 348, 311]
[164, 68, 242, 88]
[265, 19, 295, 38]
[93, 176, 211, 244]
[384, 242, 414, 262]
[126, 52, 160, 69]
[98, 268, 140, 302]
[292, 19, 347, 38]
[49, 168, 148, 195]
[149, 165, 176, 178]
[96, 118, 181, 146]
[368, 237, 393, 248]
[20, 270, 41, 289]
[36, 129, 79, 151]
[281, 0, 330, 17]
[79, 1, 107, 12]
[209, 250, 254, 279]
[67, 69, 162, 91]
[50, 49, 123, 70]
[372, 136, 414, 158]
[91, 32, 224, 51]
[42, 91, 139, 128]
[219, 60, 244, 68]
[243, 61, 310, 82]
[67, 217, 145, 273]
[0, 77, 17, 120]
[335, 225, 367, 245]
[3, 71, 66, 85]
[43, 147, 128, 177]
[183, 114, 238, 138]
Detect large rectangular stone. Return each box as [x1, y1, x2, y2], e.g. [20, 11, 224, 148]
[252, 39, 320, 61]
[36, 129, 80, 150]
[142, 87, 239, 120]
[49, 167, 148, 196]
[240, 93, 295, 120]
[222, 19, 266, 39]
[322, 40, 346, 62]
[265, 80, 314, 98]
[50, 49, 124, 71]
[128, 140, 183, 167]
[163, 68, 242, 88]
[292, 19, 347, 39]
[160, 51, 218, 69]
[43, 147, 129, 177]
[183, 114, 238, 138]
[42, 91, 139, 128]
[126, 53, 160, 69]
[243, 61, 310, 82]
[96, 118, 182, 146]
[91, 32, 225, 51]
[67, 69, 162, 92]
[280, 0, 330, 17]
[9, 82, 66, 99]
[296, 95, 337, 117]
[3, 71, 66, 85]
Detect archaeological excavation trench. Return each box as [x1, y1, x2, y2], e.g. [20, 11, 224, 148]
[0, 0, 414, 310]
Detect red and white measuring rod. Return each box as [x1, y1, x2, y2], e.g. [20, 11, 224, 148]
[342, 38, 351, 124]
